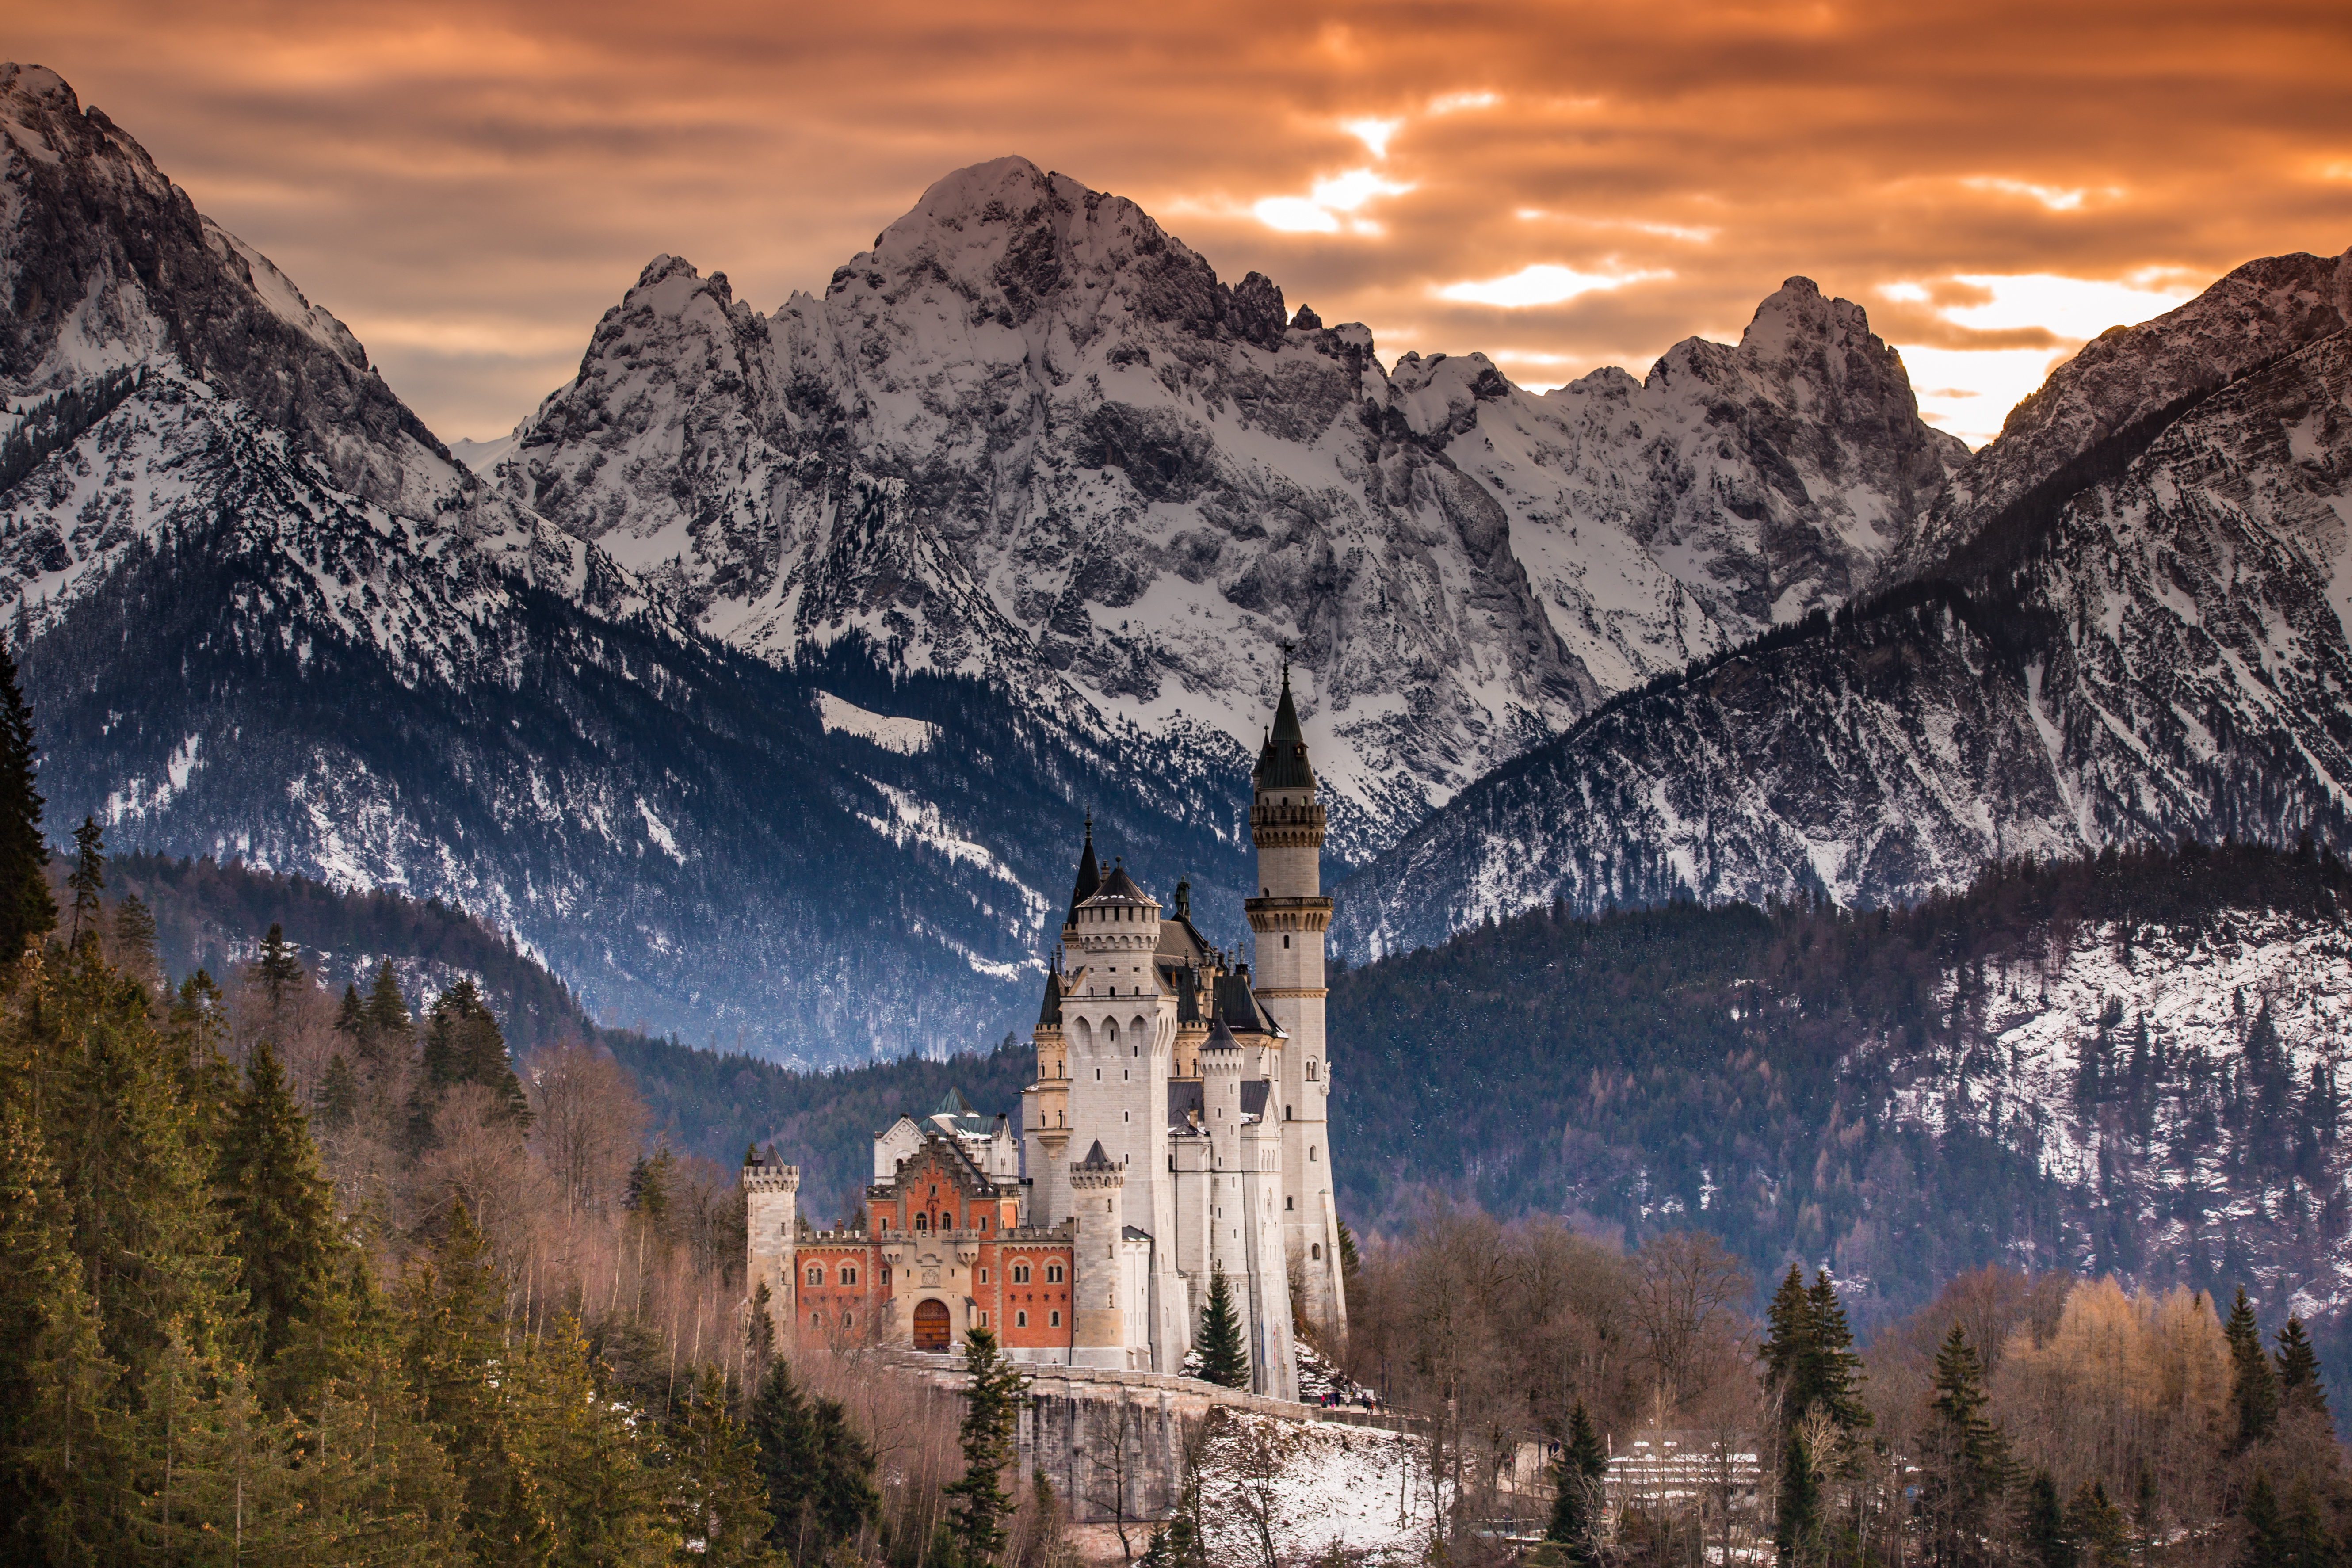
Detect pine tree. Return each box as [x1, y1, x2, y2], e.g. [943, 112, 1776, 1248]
[2239, 1473, 2287, 1568]
[751, 1352, 877, 1561]
[411, 978, 528, 1146]
[111, 892, 157, 982]
[38, 939, 239, 1385]
[0, 1088, 117, 1560]
[1195, 1265, 1250, 1389]
[2273, 1316, 2328, 1418]
[403, 1201, 541, 1557]
[362, 958, 411, 1066]
[673, 1365, 775, 1566]
[216, 1041, 343, 1371]
[2069, 1480, 2129, 1568]
[2281, 1480, 2335, 1568]
[65, 816, 103, 948]
[943, 1327, 1029, 1566]
[2023, 1472, 2073, 1568]
[318, 1051, 360, 1134]
[2226, 1286, 2279, 1450]
[1805, 1270, 1870, 1434]
[1776, 1427, 1821, 1568]
[1764, 1265, 1815, 1418]
[254, 921, 304, 1011]
[1921, 1326, 2009, 1568]
[1547, 1400, 1608, 1565]
[0, 641, 54, 970]
[334, 980, 367, 1038]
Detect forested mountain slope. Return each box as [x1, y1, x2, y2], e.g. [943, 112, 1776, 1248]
[1334, 253, 2352, 958]
[1327, 840, 2351, 1346]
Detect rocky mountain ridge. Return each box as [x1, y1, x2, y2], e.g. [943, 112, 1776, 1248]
[480, 156, 1966, 851]
[1334, 251, 2352, 957]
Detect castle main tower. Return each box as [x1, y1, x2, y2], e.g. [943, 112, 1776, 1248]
[1245, 664, 1347, 1333]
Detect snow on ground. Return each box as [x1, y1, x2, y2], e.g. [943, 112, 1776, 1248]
[1194, 1411, 1436, 1566]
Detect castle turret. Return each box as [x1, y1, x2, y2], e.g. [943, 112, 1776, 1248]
[742, 1145, 801, 1346]
[1022, 965, 1073, 1228]
[1068, 1140, 1129, 1367]
[1245, 663, 1347, 1334]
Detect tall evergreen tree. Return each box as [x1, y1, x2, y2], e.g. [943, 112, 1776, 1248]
[0, 641, 54, 969]
[1195, 1266, 1249, 1390]
[749, 1351, 878, 1562]
[65, 816, 103, 948]
[1805, 1270, 1870, 1434]
[362, 959, 412, 1066]
[2281, 1480, 2335, 1568]
[216, 1041, 342, 1370]
[1763, 1265, 1815, 1416]
[942, 1327, 1028, 1566]
[1921, 1326, 2009, 1568]
[253, 921, 303, 1011]
[2226, 1287, 2279, 1450]
[2273, 1317, 2328, 1418]
[2239, 1473, 2287, 1568]
[411, 978, 528, 1146]
[2069, 1480, 2129, 1568]
[0, 1089, 117, 1561]
[38, 939, 239, 1385]
[334, 980, 367, 1038]
[1547, 1400, 1608, 1565]
[111, 892, 157, 981]
[1775, 1428, 1821, 1568]
[2022, 1472, 2073, 1568]
[673, 1365, 775, 1567]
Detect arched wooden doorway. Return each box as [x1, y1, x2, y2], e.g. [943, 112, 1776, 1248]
[913, 1298, 951, 1352]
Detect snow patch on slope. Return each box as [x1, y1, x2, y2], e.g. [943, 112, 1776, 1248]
[817, 691, 939, 755]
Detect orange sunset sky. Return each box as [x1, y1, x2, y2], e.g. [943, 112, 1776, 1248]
[16, 0, 2351, 446]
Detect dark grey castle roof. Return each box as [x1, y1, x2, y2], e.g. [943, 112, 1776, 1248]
[1254, 666, 1316, 791]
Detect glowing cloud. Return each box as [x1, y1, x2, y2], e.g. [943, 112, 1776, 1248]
[1341, 116, 1402, 157]
[1436, 263, 1666, 308]
[1252, 168, 1414, 234]
[1961, 176, 2094, 210]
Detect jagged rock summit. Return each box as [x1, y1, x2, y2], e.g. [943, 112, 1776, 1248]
[485, 155, 1966, 853]
[1335, 244, 2352, 958]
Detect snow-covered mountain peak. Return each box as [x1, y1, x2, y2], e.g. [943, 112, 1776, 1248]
[1901, 247, 2350, 573]
[1732, 275, 1889, 378]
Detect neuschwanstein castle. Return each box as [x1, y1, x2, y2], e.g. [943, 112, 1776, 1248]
[743, 671, 1346, 1399]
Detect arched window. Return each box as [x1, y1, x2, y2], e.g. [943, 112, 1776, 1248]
[1050, 1309, 1062, 1328]
[1046, 1263, 1065, 1283]
[843, 1310, 854, 1327]
[1310, 1145, 1318, 1162]
[1016, 1310, 1029, 1328]
[915, 1213, 928, 1231]
[1307, 1059, 1318, 1080]
[839, 1264, 858, 1286]
[1285, 1196, 1294, 1211]
[810, 1312, 821, 1328]
[806, 1264, 823, 1286]
[1311, 1243, 1322, 1260]
[1014, 1262, 1032, 1284]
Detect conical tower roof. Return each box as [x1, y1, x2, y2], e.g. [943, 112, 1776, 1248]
[1036, 969, 1063, 1027]
[1065, 816, 1101, 924]
[1254, 664, 1316, 790]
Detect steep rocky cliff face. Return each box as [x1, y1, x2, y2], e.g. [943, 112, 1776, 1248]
[482, 157, 1964, 851]
[1335, 257, 2352, 958]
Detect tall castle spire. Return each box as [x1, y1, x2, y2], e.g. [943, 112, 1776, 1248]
[1243, 656, 1346, 1335]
